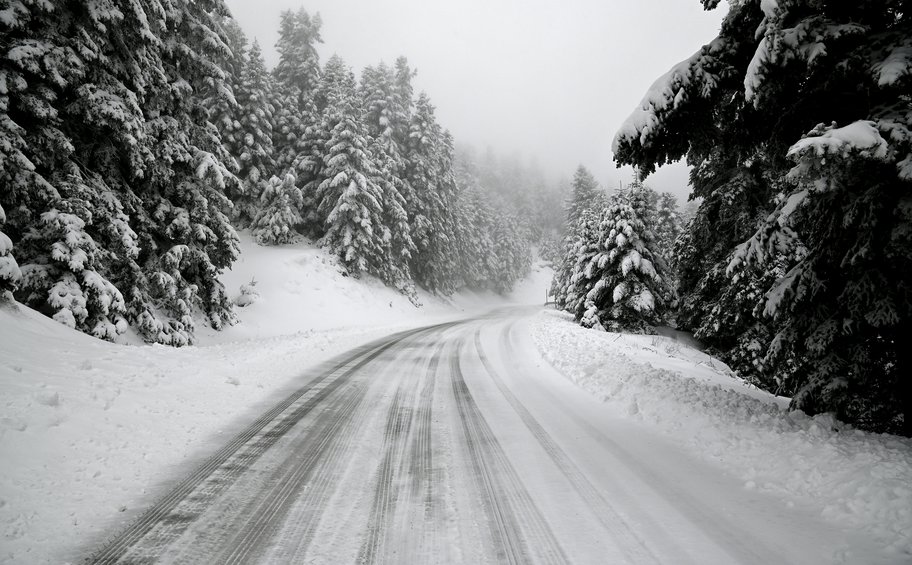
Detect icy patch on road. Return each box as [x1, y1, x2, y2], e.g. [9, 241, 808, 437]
[529, 310, 912, 558]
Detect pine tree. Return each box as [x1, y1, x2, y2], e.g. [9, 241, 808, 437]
[291, 98, 328, 234]
[405, 93, 460, 293]
[491, 211, 532, 293]
[274, 8, 323, 107]
[18, 208, 128, 339]
[0, 0, 241, 345]
[0, 204, 22, 302]
[614, 0, 912, 433]
[392, 57, 416, 150]
[552, 166, 603, 308]
[207, 16, 246, 182]
[561, 207, 603, 316]
[369, 136, 417, 296]
[566, 165, 601, 226]
[654, 192, 684, 269]
[272, 8, 323, 171]
[251, 173, 304, 245]
[571, 198, 667, 332]
[227, 40, 278, 226]
[316, 69, 387, 276]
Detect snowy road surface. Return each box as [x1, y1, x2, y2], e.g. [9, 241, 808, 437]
[87, 308, 877, 564]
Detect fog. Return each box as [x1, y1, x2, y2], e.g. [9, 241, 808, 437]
[223, 0, 726, 202]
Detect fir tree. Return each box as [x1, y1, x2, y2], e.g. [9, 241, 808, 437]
[251, 173, 304, 245]
[272, 8, 323, 171]
[221, 40, 279, 226]
[316, 70, 387, 276]
[553, 165, 602, 307]
[291, 98, 328, 234]
[274, 8, 323, 106]
[0, 204, 22, 302]
[561, 207, 603, 317]
[368, 137, 417, 296]
[566, 165, 601, 226]
[406, 93, 460, 293]
[614, 0, 912, 433]
[0, 0, 240, 345]
[654, 192, 684, 269]
[572, 198, 667, 332]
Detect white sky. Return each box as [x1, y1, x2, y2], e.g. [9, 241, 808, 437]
[223, 0, 727, 202]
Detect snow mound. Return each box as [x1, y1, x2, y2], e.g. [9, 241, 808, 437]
[529, 310, 912, 557]
[196, 232, 548, 344]
[0, 301, 410, 564]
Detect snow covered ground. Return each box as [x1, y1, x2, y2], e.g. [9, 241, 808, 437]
[528, 310, 912, 559]
[3, 232, 909, 564]
[0, 235, 551, 564]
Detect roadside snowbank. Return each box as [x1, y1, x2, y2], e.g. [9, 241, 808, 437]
[529, 310, 912, 557]
[0, 303, 407, 564]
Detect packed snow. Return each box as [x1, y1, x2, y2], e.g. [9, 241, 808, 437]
[0, 235, 551, 564]
[4, 232, 910, 564]
[528, 310, 912, 558]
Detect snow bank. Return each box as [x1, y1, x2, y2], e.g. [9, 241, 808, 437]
[0, 302, 404, 564]
[529, 310, 912, 557]
[194, 232, 545, 344]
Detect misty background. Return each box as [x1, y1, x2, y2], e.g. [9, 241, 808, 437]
[223, 0, 727, 202]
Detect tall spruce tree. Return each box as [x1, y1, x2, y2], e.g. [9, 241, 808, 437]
[614, 0, 912, 433]
[251, 173, 304, 245]
[272, 8, 323, 172]
[0, 0, 241, 345]
[227, 40, 278, 226]
[316, 65, 388, 277]
[552, 166, 603, 308]
[568, 195, 667, 332]
[274, 8, 323, 107]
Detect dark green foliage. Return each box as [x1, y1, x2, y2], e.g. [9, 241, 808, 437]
[614, 0, 912, 434]
[0, 0, 240, 345]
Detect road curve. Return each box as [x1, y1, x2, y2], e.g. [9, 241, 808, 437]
[86, 308, 868, 564]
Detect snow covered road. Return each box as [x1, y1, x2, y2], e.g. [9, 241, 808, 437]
[86, 308, 886, 564]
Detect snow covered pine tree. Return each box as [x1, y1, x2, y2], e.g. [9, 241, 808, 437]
[614, 0, 912, 434]
[0, 1, 241, 345]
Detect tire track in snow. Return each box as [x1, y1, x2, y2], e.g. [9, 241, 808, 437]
[395, 340, 447, 564]
[218, 329, 451, 565]
[166, 367, 373, 565]
[474, 325, 665, 564]
[268, 355, 412, 563]
[88, 324, 450, 565]
[449, 334, 569, 565]
[356, 343, 423, 564]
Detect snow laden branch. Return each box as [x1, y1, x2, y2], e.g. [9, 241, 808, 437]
[728, 120, 896, 317]
[612, 38, 727, 172]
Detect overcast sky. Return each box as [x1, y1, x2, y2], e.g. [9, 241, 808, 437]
[223, 0, 726, 202]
